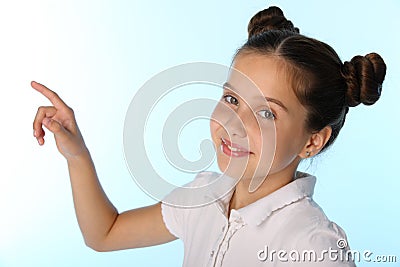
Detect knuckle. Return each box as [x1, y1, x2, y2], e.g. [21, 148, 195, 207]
[48, 120, 60, 132]
[66, 106, 75, 116]
[49, 90, 59, 98]
[34, 107, 45, 125]
[53, 122, 61, 131]
[37, 106, 53, 114]
[48, 91, 60, 102]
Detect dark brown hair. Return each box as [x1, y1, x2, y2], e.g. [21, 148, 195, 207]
[236, 6, 386, 153]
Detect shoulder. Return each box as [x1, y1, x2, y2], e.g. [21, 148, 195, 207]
[187, 171, 222, 186]
[276, 198, 355, 265]
[162, 171, 234, 208]
[282, 197, 347, 243]
[160, 171, 225, 239]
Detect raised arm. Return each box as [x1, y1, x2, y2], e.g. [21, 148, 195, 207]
[32, 81, 176, 251]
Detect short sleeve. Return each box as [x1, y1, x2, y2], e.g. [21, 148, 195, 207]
[160, 171, 221, 240]
[161, 200, 183, 239]
[291, 221, 356, 266]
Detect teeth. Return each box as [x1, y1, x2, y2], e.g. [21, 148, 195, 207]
[227, 144, 241, 152]
[222, 138, 244, 152]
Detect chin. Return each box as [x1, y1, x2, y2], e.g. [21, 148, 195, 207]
[216, 159, 253, 179]
[216, 159, 228, 173]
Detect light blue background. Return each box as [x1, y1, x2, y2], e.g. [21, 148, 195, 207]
[1, 1, 399, 266]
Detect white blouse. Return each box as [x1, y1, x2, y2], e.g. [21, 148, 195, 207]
[161, 171, 356, 267]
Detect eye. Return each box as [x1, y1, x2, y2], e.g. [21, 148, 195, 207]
[223, 94, 239, 106]
[257, 109, 276, 120]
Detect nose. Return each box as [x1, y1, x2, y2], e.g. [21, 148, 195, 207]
[224, 109, 247, 138]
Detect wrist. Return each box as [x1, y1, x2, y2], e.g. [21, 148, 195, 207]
[66, 146, 91, 164]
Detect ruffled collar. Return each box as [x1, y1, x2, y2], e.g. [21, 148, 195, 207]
[209, 171, 316, 227]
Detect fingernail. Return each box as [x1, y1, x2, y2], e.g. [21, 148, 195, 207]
[33, 130, 37, 137]
[43, 118, 50, 125]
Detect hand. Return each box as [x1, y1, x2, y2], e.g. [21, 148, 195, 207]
[32, 81, 88, 159]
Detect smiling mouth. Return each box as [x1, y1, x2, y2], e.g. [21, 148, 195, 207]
[220, 138, 252, 157]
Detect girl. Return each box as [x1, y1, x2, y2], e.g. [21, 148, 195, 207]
[32, 6, 385, 267]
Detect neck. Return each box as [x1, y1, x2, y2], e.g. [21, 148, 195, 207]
[229, 162, 300, 212]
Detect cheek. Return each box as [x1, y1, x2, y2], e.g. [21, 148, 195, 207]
[210, 107, 220, 133]
[209, 103, 230, 136]
[210, 106, 225, 144]
[209, 118, 219, 139]
[273, 122, 305, 162]
[257, 124, 276, 159]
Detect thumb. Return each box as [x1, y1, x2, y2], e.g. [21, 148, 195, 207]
[42, 117, 66, 136]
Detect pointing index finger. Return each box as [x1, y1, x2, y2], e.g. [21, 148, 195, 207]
[31, 81, 68, 109]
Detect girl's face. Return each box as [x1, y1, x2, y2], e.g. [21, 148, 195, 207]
[210, 54, 311, 185]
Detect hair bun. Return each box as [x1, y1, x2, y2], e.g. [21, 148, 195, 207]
[341, 53, 386, 107]
[247, 6, 299, 38]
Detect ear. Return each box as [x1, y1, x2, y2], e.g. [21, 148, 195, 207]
[299, 126, 332, 158]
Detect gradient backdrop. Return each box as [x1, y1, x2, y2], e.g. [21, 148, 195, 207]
[1, 0, 399, 266]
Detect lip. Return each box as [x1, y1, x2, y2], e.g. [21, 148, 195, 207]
[220, 137, 252, 157]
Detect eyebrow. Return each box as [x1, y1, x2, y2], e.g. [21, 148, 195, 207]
[223, 82, 289, 112]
